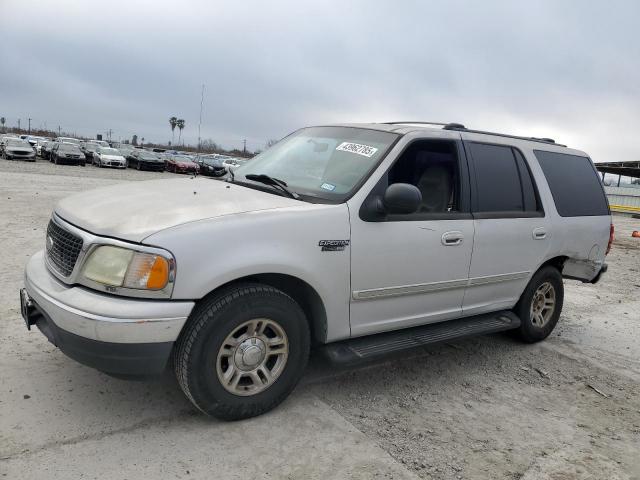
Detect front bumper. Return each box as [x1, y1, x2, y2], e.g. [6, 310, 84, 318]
[140, 161, 165, 171]
[22, 251, 195, 374]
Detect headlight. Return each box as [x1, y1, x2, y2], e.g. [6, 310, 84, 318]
[82, 245, 172, 290]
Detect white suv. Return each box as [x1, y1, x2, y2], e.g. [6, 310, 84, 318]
[21, 122, 612, 420]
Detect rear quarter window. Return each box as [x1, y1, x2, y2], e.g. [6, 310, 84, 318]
[534, 150, 609, 217]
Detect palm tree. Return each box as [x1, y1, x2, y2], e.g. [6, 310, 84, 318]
[177, 119, 185, 145]
[169, 117, 178, 145]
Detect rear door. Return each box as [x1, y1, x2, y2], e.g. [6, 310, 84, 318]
[462, 137, 550, 315]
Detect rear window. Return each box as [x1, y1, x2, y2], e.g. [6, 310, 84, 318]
[468, 143, 541, 214]
[534, 150, 609, 217]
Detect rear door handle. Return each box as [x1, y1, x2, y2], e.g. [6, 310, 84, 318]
[442, 231, 464, 246]
[533, 227, 547, 240]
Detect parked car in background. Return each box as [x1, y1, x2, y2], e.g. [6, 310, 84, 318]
[2, 138, 36, 161]
[51, 143, 86, 166]
[41, 141, 56, 160]
[80, 142, 100, 161]
[223, 156, 250, 173]
[197, 154, 228, 177]
[0, 134, 20, 150]
[54, 137, 81, 146]
[93, 146, 126, 168]
[115, 144, 135, 159]
[127, 149, 165, 171]
[165, 154, 200, 174]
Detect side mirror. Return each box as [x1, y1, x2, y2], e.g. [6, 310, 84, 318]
[383, 183, 422, 214]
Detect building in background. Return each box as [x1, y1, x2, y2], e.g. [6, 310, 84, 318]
[596, 161, 640, 215]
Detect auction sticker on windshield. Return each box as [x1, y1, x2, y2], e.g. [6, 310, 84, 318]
[336, 142, 378, 158]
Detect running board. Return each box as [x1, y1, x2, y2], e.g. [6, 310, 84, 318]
[322, 311, 521, 365]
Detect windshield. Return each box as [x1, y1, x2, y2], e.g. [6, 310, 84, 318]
[234, 127, 398, 201]
[59, 138, 80, 144]
[140, 152, 159, 160]
[99, 148, 121, 155]
[59, 144, 81, 152]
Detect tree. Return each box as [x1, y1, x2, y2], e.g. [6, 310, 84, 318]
[0, 117, 5, 132]
[177, 119, 185, 145]
[169, 116, 178, 145]
[200, 139, 219, 151]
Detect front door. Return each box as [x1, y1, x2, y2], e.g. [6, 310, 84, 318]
[349, 138, 474, 337]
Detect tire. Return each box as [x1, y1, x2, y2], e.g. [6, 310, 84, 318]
[174, 283, 310, 420]
[513, 266, 564, 343]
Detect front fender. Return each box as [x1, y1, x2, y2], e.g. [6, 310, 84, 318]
[144, 203, 352, 342]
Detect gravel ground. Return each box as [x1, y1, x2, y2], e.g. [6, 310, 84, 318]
[1, 158, 639, 479]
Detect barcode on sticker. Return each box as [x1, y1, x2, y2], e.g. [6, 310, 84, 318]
[336, 142, 378, 158]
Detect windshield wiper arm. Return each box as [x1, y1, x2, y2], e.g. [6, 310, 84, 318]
[244, 174, 300, 199]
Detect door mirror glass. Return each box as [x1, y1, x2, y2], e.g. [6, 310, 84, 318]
[383, 183, 422, 214]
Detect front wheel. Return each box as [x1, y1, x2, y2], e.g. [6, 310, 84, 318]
[174, 283, 310, 420]
[513, 266, 564, 343]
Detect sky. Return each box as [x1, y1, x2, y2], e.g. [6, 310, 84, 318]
[1, 0, 639, 161]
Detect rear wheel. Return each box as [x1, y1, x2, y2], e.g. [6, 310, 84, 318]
[513, 266, 564, 343]
[174, 283, 310, 420]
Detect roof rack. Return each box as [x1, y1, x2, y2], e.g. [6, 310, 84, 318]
[383, 121, 565, 147]
[446, 126, 565, 147]
[383, 121, 463, 128]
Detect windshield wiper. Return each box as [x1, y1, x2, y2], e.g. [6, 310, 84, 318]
[244, 174, 300, 199]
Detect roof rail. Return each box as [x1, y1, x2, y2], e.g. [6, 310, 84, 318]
[382, 121, 453, 127]
[381, 121, 565, 147]
[443, 125, 566, 147]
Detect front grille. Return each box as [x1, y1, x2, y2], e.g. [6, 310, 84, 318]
[46, 220, 83, 276]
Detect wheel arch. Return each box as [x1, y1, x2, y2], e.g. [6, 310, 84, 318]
[537, 255, 568, 274]
[190, 273, 328, 345]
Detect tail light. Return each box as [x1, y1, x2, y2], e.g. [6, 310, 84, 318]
[606, 223, 614, 255]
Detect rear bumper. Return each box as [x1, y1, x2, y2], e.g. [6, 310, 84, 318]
[589, 263, 608, 284]
[23, 251, 194, 374]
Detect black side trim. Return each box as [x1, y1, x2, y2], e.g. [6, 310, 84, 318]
[31, 301, 173, 375]
[321, 310, 521, 366]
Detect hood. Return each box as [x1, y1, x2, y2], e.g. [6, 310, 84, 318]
[55, 177, 301, 242]
[7, 146, 33, 152]
[101, 154, 125, 161]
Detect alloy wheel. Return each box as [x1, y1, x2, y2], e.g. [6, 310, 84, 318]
[530, 281, 556, 327]
[216, 318, 289, 396]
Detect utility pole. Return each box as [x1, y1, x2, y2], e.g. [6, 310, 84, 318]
[197, 84, 205, 151]
[243, 139, 247, 154]
[18, 119, 21, 130]
[28, 118, 31, 134]
[58, 126, 61, 136]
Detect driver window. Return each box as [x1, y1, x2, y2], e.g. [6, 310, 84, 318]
[387, 140, 460, 213]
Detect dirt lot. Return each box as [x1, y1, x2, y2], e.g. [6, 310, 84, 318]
[1, 159, 639, 479]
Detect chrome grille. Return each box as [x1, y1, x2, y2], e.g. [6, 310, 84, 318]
[46, 220, 83, 277]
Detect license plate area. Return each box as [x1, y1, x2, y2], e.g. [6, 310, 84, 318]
[20, 288, 36, 330]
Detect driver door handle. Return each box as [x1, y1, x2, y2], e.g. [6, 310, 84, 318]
[442, 231, 464, 246]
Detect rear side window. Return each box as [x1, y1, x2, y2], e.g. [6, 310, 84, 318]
[468, 143, 541, 214]
[534, 150, 609, 217]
